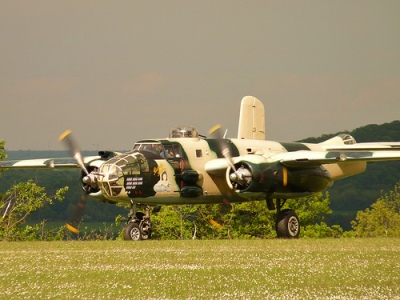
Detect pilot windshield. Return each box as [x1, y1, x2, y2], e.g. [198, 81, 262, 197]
[133, 143, 169, 158]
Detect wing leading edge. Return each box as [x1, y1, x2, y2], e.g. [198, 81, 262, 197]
[279, 143, 400, 168]
[0, 156, 100, 169]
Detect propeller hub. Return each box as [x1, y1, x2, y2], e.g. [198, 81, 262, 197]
[229, 165, 252, 189]
[82, 173, 98, 186]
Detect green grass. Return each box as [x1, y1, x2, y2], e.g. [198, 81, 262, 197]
[1, 238, 399, 299]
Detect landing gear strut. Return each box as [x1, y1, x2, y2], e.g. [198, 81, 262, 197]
[123, 202, 152, 241]
[267, 198, 300, 239]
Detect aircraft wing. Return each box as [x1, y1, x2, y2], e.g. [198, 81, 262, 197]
[279, 144, 400, 168]
[323, 142, 400, 151]
[0, 156, 100, 169]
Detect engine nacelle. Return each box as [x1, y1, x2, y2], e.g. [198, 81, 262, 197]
[80, 151, 119, 203]
[227, 160, 332, 196]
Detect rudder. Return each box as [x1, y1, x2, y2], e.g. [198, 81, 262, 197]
[237, 96, 265, 140]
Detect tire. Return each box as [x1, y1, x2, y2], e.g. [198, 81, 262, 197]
[140, 220, 152, 240]
[123, 222, 142, 241]
[276, 209, 300, 239]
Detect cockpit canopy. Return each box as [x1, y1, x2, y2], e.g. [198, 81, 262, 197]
[132, 141, 183, 159]
[169, 126, 199, 138]
[337, 134, 356, 145]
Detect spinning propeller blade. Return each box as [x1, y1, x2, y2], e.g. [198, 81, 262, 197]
[208, 124, 237, 172]
[59, 130, 89, 175]
[59, 130, 88, 234]
[65, 195, 87, 234]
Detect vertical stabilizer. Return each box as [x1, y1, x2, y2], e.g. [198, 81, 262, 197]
[237, 96, 265, 140]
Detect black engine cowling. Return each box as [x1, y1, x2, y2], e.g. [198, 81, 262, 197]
[227, 161, 332, 195]
[80, 151, 118, 203]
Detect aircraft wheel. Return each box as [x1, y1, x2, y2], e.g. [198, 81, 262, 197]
[123, 222, 142, 241]
[140, 221, 152, 240]
[276, 209, 300, 239]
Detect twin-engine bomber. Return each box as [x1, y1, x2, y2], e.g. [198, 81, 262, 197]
[2, 96, 400, 240]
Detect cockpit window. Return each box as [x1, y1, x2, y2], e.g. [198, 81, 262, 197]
[133, 142, 165, 157]
[133, 141, 184, 159]
[172, 144, 182, 157]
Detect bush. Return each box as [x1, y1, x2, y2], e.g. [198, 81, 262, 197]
[352, 182, 400, 237]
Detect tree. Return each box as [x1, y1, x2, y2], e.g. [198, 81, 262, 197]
[151, 192, 339, 239]
[0, 180, 68, 241]
[286, 192, 332, 225]
[151, 205, 198, 239]
[285, 192, 346, 238]
[351, 182, 400, 237]
[229, 201, 276, 239]
[0, 140, 6, 177]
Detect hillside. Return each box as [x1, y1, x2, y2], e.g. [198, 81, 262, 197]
[299, 120, 400, 211]
[300, 120, 400, 228]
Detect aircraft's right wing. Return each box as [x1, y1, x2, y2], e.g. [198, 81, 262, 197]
[0, 156, 100, 169]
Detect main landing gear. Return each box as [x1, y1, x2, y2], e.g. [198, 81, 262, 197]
[123, 199, 300, 240]
[123, 202, 152, 241]
[267, 198, 300, 239]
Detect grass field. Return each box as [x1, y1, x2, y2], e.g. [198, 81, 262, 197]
[0, 238, 399, 299]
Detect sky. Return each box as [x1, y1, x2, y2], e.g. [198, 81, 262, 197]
[1, 1, 399, 151]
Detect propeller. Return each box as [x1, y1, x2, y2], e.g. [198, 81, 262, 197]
[65, 195, 87, 235]
[207, 124, 237, 206]
[208, 124, 253, 192]
[208, 124, 237, 172]
[59, 130, 89, 175]
[58, 130, 89, 235]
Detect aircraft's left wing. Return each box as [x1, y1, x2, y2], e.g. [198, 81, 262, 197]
[278, 143, 400, 168]
[323, 142, 400, 151]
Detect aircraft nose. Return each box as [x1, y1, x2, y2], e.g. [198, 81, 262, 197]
[98, 159, 125, 197]
[97, 153, 146, 197]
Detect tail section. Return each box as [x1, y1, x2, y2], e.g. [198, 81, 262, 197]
[237, 96, 265, 140]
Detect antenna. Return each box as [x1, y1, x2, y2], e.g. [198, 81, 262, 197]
[223, 129, 228, 139]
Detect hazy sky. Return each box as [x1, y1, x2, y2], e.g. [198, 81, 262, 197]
[1, 1, 399, 150]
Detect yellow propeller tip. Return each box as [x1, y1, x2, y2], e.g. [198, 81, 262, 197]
[208, 124, 222, 135]
[66, 223, 80, 234]
[59, 130, 72, 142]
[209, 219, 223, 229]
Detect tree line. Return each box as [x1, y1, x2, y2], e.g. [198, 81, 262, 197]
[1, 177, 400, 241]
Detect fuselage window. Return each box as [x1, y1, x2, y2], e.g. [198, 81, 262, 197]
[196, 149, 202, 158]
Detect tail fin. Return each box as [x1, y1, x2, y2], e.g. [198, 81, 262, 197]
[237, 96, 265, 140]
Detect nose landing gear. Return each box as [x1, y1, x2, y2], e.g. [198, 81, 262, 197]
[123, 202, 152, 241]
